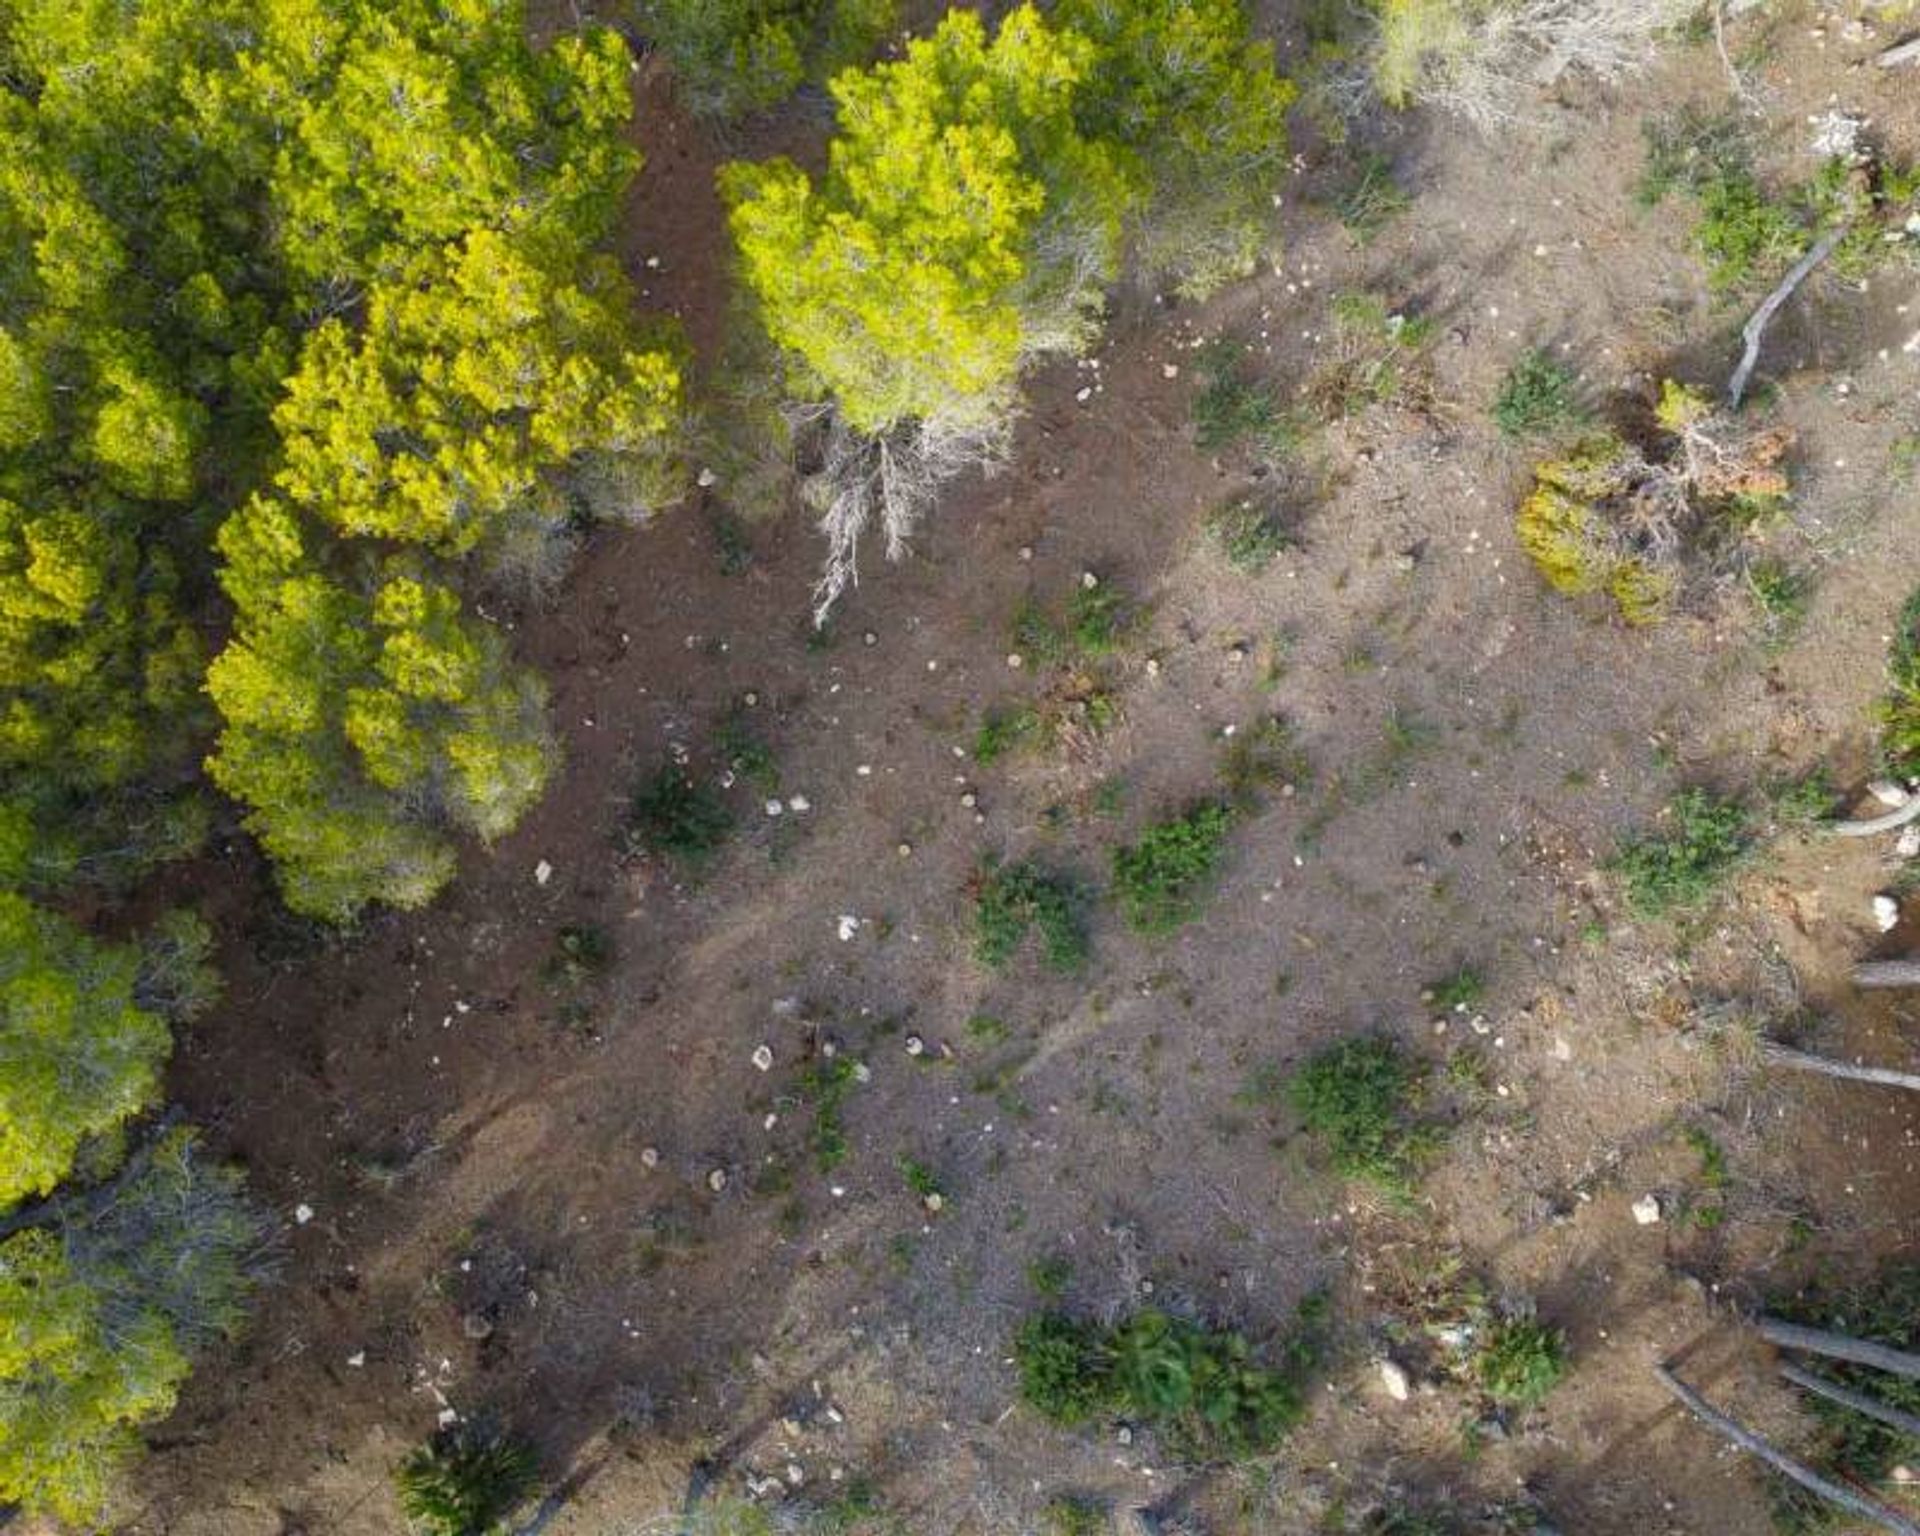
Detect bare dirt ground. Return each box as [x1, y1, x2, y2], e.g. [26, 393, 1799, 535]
[128, 5, 1920, 1534]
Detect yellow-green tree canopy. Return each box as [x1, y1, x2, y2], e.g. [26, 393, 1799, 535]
[0, 1129, 269, 1525]
[0, 894, 170, 1209]
[643, 0, 900, 119]
[721, 4, 1134, 435]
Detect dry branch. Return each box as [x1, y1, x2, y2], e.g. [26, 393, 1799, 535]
[1781, 1362, 1920, 1441]
[1855, 960, 1920, 991]
[1759, 1319, 1920, 1381]
[1878, 36, 1920, 68]
[1727, 228, 1845, 409]
[1761, 1041, 1920, 1093]
[1656, 1365, 1920, 1536]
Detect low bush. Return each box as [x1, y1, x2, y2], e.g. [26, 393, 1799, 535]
[1608, 787, 1752, 917]
[1219, 717, 1310, 808]
[628, 764, 734, 865]
[1492, 349, 1583, 439]
[974, 860, 1089, 971]
[1207, 498, 1296, 573]
[1472, 1317, 1566, 1408]
[1288, 1036, 1436, 1193]
[1014, 1302, 1320, 1456]
[1112, 801, 1235, 933]
[1191, 340, 1295, 458]
[1878, 587, 1920, 781]
[396, 1420, 538, 1536]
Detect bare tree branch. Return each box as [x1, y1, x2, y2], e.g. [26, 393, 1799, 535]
[1781, 1362, 1920, 1441]
[1759, 1319, 1920, 1381]
[1761, 1041, 1920, 1093]
[1727, 228, 1845, 409]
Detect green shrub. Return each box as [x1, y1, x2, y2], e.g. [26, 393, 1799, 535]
[1042, 1495, 1108, 1536]
[1608, 787, 1752, 916]
[1877, 586, 1920, 780]
[1014, 1305, 1316, 1457]
[1492, 349, 1583, 439]
[641, 0, 899, 120]
[1066, 581, 1129, 656]
[1425, 965, 1483, 1013]
[1191, 340, 1295, 457]
[396, 1421, 538, 1536]
[974, 860, 1088, 971]
[1219, 717, 1309, 808]
[1206, 498, 1295, 573]
[973, 704, 1042, 765]
[1333, 149, 1411, 241]
[1287, 1036, 1435, 1193]
[628, 764, 734, 865]
[1112, 801, 1234, 933]
[1472, 1317, 1566, 1409]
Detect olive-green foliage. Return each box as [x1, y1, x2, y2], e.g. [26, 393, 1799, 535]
[0, 894, 171, 1208]
[1207, 498, 1296, 573]
[1219, 716, 1309, 807]
[1492, 349, 1584, 439]
[973, 703, 1042, 765]
[1014, 1302, 1320, 1456]
[1191, 339, 1295, 458]
[1878, 586, 1920, 781]
[1287, 1036, 1435, 1193]
[642, 0, 900, 119]
[1042, 1495, 1108, 1536]
[396, 1420, 539, 1536]
[973, 860, 1088, 971]
[0, 1130, 270, 1525]
[1112, 801, 1235, 933]
[0, 0, 681, 922]
[1472, 1317, 1566, 1408]
[722, 1, 1296, 436]
[1768, 1265, 1920, 1534]
[1607, 787, 1752, 917]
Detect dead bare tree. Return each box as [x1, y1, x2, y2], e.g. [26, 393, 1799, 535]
[1761, 1040, 1920, 1093]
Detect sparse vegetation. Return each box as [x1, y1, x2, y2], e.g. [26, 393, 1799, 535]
[1288, 1036, 1436, 1193]
[628, 764, 735, 865]
[1609, 786, 1753, 917]
[1207, 497, 1297, 573]
[1472, 1316, 1566, 1408]
[1877, 586, 1920, 780]
[1112, 801, 1235, 933]
[1014, 1300, 1322, 1456]
[1493, 349, 1584, 439]
[974, 860, 1089, 971]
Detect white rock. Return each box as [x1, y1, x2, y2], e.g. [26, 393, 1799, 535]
[639, 1146, 660, 1169]
[904, 1034, 925, 1057]
[1378, 1358, 1411, 1401]
[294, 1203, 314, 1225]
[787, 795, 810, 813]
[696, 467, 717, 488]
[1870, 779, 1912, 807]
[438, 1408, 460, 1428]
[837, 915, 861, 942]
[1632, 1193, 1663, 1226]
[346, 1351, 366, 1368]
[1876, 894, 1901, 932]
[765, 799, 784, 817]
[708, 1168, 728, 1193]
[1899, 825, 1920, 858]
[751, 1044, 774, 1072]
[534, 859, 553, 886]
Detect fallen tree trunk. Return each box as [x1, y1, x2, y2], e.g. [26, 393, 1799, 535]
[1830, 795, 1920, 839]
[1854, 960, 1920, 991]
[1782, 1362, 1920, 1441]
[1762, 1041, 1920, 1093]
[1728, 228, 1846, 409]
[1878, 36, 1920, 68]
[1760, 1319, 1920, 1381]
[1658, 1366, 1920, 1535]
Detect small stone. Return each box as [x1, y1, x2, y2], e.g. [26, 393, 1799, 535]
[1007, 653, 1024, 669]
[1632, 1193, 1663, 1226]
[1116, 1425, 1133, 1445]
[1899, 826, 1920, 859]
[897, 842, 913, 857]
[923, 1192, 944, 1213]
[765, 799, 784, 817]
[1552, 1037, 1572, 1062]
[1378, 1359, 1411, 1401]
[1075, 386, 1092, 402]
[534, 859, 553, 887]
[1019, 546, 1034, 561]
[837, 915, 860, 942]
[862, 630, 878, 646]
[696, 467, 717, 488]
[708, 1168, 729, 1194]
[960, 790, 977, 808]
[1081, 570, 1099, 589]
[438, 1408, 460, 1429]
[1875, 894, 1901, 932]
[346, 1351, 366, 1368]
[1162, 362, 1180, 379]
[852, 1061, 872, 1083]
[294, 1203, 314, 1225]
[905, 1034, 926, 1057]
[788, 795, 811, 813]
[639, 1146, 660, 1169]
[1894, 1465, 1917, 1486]
[751, 1044, 774, 1072]
[1144, 657, 1160, 677]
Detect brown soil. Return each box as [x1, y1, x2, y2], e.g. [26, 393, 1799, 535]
[131, 7, 1920, 1536]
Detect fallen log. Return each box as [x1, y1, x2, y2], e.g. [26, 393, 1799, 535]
[1830, 795, 1920, 839]
[1759, 1318, 1920, 1381]
[1728, 228, 1846, 409]
[1877, 36, 1920, 68]
[1657, 1365, 1920, 1536]
[1762, 1041, 1920, 1093]
[1782, 1361, 1920, 1441]
[1854, 960, 1920, 991]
